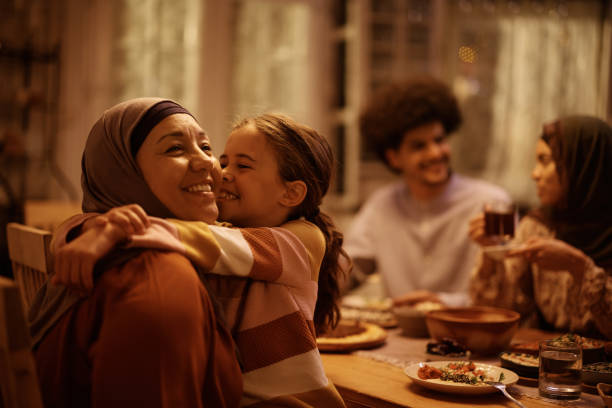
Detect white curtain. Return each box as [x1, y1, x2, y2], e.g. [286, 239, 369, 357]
[484, 3, 608, 205]
[231, 0, 310, 121]
[114, 0, 201, 110]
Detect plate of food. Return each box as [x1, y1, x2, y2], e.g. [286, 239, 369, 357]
[582, 362, 612, 386]
[510, 333, 606, 363]
[499, 352, 539, 379]
[405, 361, 518, 395]
[340, 296, 398, 328]
[316, 320, 387, 352]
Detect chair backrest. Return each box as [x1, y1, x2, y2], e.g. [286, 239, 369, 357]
[24, 200, 81, 232]
[0, 276, 44, 408]
[6, 223, 52, 311]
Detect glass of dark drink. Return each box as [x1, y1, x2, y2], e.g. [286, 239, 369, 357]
[483, 201, 516, 245]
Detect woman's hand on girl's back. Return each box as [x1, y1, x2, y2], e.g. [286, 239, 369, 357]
[506, 237, 589, 279]
[52, 205, 150, 292]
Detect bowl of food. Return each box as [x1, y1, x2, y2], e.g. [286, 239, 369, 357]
[554, 334, 606, 364]
[394, 301, 443, 337]
[425, 306, 520, 356]
[582, 363, 612, 386]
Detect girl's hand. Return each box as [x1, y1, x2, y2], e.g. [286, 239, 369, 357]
[52, 205, 150, 293]
[52, 220, 129, 292]
[85, 204, 150, 235]
[506, 237, 588, 278]
[468, 213, 498, 247]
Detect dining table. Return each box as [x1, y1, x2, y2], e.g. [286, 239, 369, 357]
[320, 327, 605, 408]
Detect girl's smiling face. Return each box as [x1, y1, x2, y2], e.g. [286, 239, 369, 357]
[136, 114, 220, 223]
[217, 124, 291, 227]
[531, 139, 564, 207]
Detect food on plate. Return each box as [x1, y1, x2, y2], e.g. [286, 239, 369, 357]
[340, 296, 397, 328]
[417, 361, 504, 385]
[551, 333, 604, 349]
[426, 338, 470, 358]
[316, 320, 387, 352]
[508, 341, 539, 355]
[550, 333, 606, 364]
[413, 301, 443, 312]
[510, 333, 605, 363]
[499, 352, 539, 378]
[582, 362, 612, 386]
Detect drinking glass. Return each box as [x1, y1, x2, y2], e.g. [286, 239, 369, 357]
[539, 340, 582, 400]
[483, 201, 517, 245]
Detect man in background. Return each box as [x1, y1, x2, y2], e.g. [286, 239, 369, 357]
[343, 77, 510, 306]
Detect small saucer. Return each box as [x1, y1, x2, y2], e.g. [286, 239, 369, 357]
[483, 243, 521, 261]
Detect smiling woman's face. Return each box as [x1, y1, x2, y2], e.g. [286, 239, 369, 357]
[136, 114, 221, 223]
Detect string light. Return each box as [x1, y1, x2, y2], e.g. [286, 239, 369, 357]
[458, 45, 477, 63]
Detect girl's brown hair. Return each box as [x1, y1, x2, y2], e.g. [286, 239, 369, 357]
[233, 113, 350, 334]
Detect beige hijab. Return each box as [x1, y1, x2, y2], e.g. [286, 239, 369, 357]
[81, 97, 177, 217]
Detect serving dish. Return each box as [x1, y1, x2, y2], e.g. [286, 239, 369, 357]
[425, 306, 520, 355]
[499, 352, 539, 378]
[394, 301, 442, 337]
[317, 320, 387, 352]
[405, 361, 518, 395]
[482, 243, 522, 261]
[340, 296, 398, 328]
[510, 334, 605, 363]
[582, 362, 612, 386]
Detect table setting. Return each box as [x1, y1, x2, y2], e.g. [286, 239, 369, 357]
[318, 299, 610, 408]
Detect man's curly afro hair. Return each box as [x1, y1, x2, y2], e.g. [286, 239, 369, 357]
[359, 76, 462, 170]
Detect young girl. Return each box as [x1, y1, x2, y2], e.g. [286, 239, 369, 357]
[52, 113, 349, 406]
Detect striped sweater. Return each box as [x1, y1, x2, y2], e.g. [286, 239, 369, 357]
[55, 216, 346, 407]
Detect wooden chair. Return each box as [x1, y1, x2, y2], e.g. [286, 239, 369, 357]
[6, 223, 52, 311]
[24, 200, 81, 232]
[0, 276, 44, 408]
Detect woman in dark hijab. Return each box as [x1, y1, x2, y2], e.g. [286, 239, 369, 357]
[470, 115, 612, 339]
[30, 98, 243, 408]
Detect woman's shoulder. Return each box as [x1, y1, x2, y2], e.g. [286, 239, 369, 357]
[516, 214, 554, 240]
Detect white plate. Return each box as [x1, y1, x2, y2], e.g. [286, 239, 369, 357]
[405, 361, 519, 395]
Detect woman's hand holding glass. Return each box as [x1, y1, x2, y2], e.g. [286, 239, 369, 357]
[51, 204, 150, 292]
[469, 212, 502, 247]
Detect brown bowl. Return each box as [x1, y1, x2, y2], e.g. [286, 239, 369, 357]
[425, 306, 520, 356]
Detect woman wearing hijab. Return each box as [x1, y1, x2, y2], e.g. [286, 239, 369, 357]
[29, 98, 243, 408]
[469, 115, 612, 339]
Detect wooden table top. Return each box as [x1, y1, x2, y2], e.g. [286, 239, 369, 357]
[320, 328, 604, 408]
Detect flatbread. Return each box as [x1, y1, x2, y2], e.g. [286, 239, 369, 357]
[317, 320, 387, 352]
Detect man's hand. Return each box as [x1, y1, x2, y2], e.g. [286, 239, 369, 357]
[393, 290, 441, 307]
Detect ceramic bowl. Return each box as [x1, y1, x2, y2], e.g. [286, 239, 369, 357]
[394, 301, 443, 338]
[394, 306, 428, 337]
[425, 306, 520, 356]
